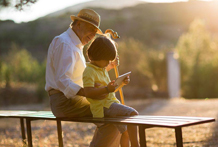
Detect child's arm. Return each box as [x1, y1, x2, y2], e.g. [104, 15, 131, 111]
[84, 81, 117, 99]
[106, 56, 119, 71]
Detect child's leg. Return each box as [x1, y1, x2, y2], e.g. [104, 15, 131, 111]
[120, 130, 129, 147]
[128, 111, 140, 147]
[104, 103, 140, 147]
[127, 125, 139, 147]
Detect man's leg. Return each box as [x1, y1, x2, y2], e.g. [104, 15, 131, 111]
[90, 124, 121, 147]
[49, 93, 121, 146]
[49, 93, 92, 117]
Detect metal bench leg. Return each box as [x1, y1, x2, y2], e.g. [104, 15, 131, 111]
[175, 127, 183, 147]
[20, 118, 27, 145]
[26, 118, 33, 147]
[139, 125, 147, 147]
[57, 120, 64, 147]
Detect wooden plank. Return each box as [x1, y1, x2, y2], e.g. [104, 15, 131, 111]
[59, 116, 215, 128]
[0, 110, 216, 147]
[0, 111, 215, 128]
[0, 110, 37, 116]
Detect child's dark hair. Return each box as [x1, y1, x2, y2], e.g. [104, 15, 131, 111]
[87, 36, 117, 61]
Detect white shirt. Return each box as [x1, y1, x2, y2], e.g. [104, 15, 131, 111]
[45, 27, 86, 99]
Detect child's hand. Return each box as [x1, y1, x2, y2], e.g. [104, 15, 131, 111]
[110, 56, 119, 67]
[106, 56, 119, 71]
[122, 75, 130, 85]
[94, 82, 101, 88]
[107, 80, 118, 92]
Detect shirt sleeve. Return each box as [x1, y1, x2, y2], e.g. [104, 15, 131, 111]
[83, 68, 95, 88]
[53, 42, 81, 98]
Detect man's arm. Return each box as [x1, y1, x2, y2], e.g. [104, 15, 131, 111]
[76, 88, 85, 96]
[53, 42, 82, 98]
[84, 87, 108, 99]
[84, 81, 117, 99]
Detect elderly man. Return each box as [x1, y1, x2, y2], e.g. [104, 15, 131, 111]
[45, 9, 121, 146]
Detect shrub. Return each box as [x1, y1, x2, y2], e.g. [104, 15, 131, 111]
[176, 18, 218, 98]
[1, 43, 47, 103]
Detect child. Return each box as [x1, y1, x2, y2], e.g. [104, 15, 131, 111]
[83, 36, 140, 147]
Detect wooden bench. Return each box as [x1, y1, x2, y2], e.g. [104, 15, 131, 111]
[0, 110, 215, 147]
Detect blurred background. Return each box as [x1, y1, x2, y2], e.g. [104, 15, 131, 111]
[1, 0, 218, 107]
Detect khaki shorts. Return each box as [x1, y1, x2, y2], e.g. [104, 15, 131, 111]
[49, 92, 121, 147]
[49, 92, 92, 117]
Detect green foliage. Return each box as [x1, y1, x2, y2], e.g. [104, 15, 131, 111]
[0, 59, 2, 82]
[5, 65, 11, 88]
[4, 43, 41, 82]
[115, 38, 168, 97]
[117, 38, 149, 87]
[1, 43, 47, 101]
[137, 48, 169, 93]
[176, 18, 218, 98]
[1, 2, 218, 99]
[0, 0, 37, 10]
[0, 60, 8, 83]
[1, 1, 218, 62]
[35, 60, 47, 102]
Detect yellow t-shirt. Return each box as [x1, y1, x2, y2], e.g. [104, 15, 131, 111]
[83, 63, 120, 118]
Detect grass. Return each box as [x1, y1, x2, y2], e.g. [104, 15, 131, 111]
[0, 98, 218, 147]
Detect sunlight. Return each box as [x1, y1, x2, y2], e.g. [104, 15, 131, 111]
[0, 0, 91, 23]
[0, 0, 217, 23]
[141, 0, 188, 3]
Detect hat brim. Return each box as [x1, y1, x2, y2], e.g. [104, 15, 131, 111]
[71, 15, 103, 35]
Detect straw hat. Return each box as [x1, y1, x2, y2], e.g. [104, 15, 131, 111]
[70, 9, 103, 34]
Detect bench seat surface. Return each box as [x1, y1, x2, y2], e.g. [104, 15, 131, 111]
[0, 110, 215, 128]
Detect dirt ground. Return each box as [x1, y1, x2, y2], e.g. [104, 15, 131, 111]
[131, 98, 218, 147]
[0, 98, 218, 147]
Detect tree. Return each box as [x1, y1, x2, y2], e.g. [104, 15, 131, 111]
[137, 47, 169, 95]
[4, 43, 41, 83]
[0, 0, 37, 10]
[176, 18, 218, 98]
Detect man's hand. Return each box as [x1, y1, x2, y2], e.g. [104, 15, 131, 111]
[106, 56, 119, 71]
[83, 82, 110, 100]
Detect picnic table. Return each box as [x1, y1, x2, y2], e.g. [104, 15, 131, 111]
[0, 110, 215, 147]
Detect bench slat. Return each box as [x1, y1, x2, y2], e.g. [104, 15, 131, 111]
[0, 110, 215, 128]
[0, 110, 215, 147]
[60, 116, 215, 128]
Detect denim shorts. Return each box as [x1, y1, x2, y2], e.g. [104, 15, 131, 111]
[103, 103, 138, 133]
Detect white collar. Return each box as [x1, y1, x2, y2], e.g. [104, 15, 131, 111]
[66, 27, 84, 50]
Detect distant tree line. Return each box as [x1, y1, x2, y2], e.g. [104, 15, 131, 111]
[1, 18, 218, 102]
[0, 43, 47, 101]
[1, 1, 218, 62]
[176, 19, 218, 98]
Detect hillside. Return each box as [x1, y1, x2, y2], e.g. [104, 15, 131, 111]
[0, 0, 218, 61]
[46, 0, 145, 17]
